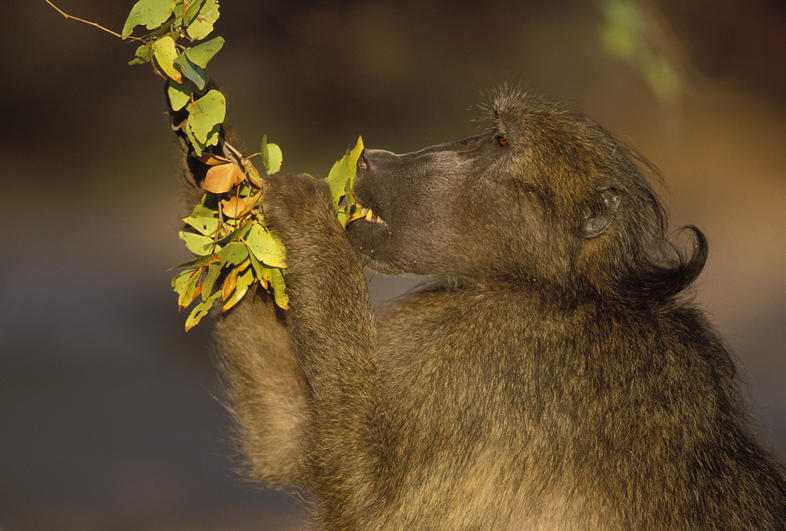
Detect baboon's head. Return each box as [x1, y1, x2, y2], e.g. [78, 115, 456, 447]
[348, 88, 705, 300]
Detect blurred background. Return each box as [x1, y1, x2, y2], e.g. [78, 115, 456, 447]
[1, 0, 784, 528]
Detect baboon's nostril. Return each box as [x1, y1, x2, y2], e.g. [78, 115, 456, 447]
[357, 150, 369, 172]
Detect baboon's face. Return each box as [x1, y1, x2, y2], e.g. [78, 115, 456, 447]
[348, 92, 638, 286]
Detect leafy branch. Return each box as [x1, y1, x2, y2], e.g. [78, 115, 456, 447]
[46, 0, 364, 330]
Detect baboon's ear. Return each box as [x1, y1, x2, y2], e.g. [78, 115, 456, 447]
[580, 188, 621, 239]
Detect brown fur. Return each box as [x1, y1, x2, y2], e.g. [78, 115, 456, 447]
[172, 87, 785, 529]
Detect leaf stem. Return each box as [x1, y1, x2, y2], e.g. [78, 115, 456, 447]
[44, 0, 145, 43]
[220, 137, 246, 166]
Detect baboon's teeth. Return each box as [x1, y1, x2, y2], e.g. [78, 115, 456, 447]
[347, 203, 385, 225]
[363, 208, 386, 224]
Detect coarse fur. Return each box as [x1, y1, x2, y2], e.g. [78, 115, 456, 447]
[172, 87, 786, 529]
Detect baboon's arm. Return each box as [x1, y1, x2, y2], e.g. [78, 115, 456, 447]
[261, 173, 382, 519]
[214, 295, 310, 487]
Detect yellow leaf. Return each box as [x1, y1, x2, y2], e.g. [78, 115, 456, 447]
[203, 163, 244, 194]
[152, 36, 182, 83]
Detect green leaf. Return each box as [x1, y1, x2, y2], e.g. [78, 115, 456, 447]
[185, 291, 221, 332]
[247, 250, 265, 280]
[167, 79, 191, 111]
[184, 36, 224, 68]
[179, 230, 214, 256]
[260, 135, 269, 171]
[173, 54, 207, 91]
[129, 44, 153, 65]
[344, 136, 364, 206]
[170, 252, 220, 271]
[122, 0, 177, 39]
[187, 89, 225, 145]
[152, 36, 182, 82]
[336, 207, 348, 229]
[185, 123, 205, 156]
[176, 268, 201, 308]
[186, 0, 220, 40]
[325, 158, 347, 210]
[171, 267, 195, 291]
[246, 223, 287, 268]
[263, 142, 283, 174]
[183, 205, 218, 236]
[268, 267, 289, 310]
[172, 0, 186, 18]
[214, 219, 253, 245]
[205, 128, 220, 148]
[219, 241, 250, 266]
[182, 0, 205, 26]
[201, 262, 222, 301]
[326, 136, 364, 210]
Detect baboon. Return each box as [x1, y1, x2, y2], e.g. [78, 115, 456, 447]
[171, 88, 786, 529]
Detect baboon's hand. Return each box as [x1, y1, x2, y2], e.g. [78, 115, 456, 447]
[261, 173, 341, 245]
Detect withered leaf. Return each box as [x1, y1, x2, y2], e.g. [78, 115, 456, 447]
[221, 196, 248, 218]
[203, 163, 244, 194]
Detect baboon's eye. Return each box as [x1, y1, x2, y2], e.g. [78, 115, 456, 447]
[496, 135, 509, 147]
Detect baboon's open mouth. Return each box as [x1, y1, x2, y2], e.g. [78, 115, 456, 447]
[341, 194, 387, 226]
[348, 204, 386, 225]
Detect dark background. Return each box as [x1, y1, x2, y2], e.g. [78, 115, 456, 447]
[1, 1, 784, 529]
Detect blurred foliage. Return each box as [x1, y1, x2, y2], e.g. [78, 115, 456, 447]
[599, 0, 680, 101]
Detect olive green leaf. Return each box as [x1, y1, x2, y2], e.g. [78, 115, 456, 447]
[326, 136, 364, 209]
[201, 262, 222, 301]
[187, 89, 225, 145]
[186, 0, 220, 40]
[173, 54, 207, 91]
[179, 230, 214, 256]
[176, 268, 201, 309]
[184, 36, 224, 68]
[172, 0, 186, 18]
[247, 250, 265, 281]
[122, 0, 177, 39]
[268, 266, 289, 310]
[167, 78, 191, 111]
[261, 141, 283, 174]
[172, 266, 195, 291]
[185, 291, 221, 332]
[152, 36, 182, 82]
[260, 135, 269, 170]
[219, 241, 250, 266]
[215, 220, 253, 245]
[129, 44, 153, 65]
[183, 205, 219, 236]
[245, 223, 287, 268]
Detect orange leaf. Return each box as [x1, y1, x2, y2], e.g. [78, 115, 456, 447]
[222, 267, 240, 301]
[245, 191, 262, 210]
[203, 163, 245, 194]
[197, 153, 232, 166]
[221, 196, 248, 218]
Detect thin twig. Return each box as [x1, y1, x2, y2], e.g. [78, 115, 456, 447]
[44, 0, 144, 42]
[221, 138, 246, 166]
